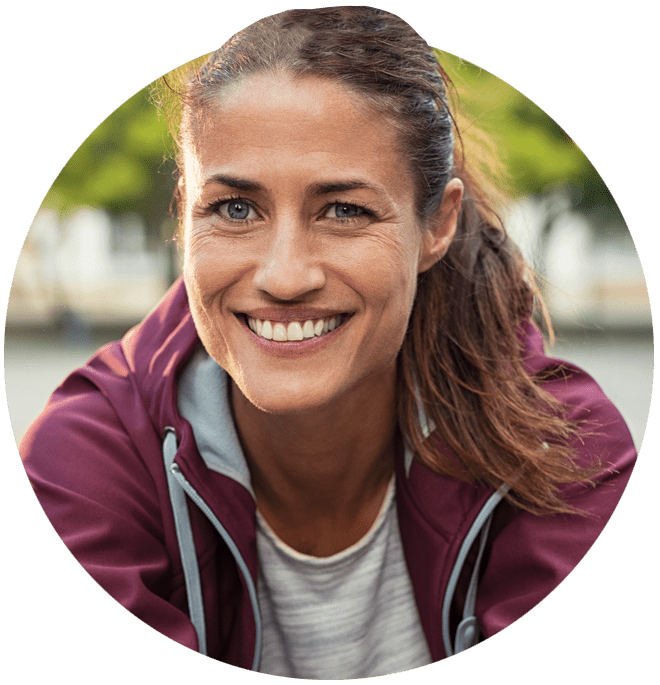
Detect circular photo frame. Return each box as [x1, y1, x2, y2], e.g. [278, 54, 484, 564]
[4, 4, 655, 683]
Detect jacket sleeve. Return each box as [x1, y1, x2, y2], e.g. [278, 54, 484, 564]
[20, 372, 200, 651]
[476, 364, 637, 636]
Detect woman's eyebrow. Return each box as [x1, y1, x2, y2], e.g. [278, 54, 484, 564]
[310, 180, 373, 195]
[204, 173, 265, 192]
[205, 176, 380, 196]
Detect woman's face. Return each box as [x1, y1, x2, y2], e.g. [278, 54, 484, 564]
[182, 73, 459, 415]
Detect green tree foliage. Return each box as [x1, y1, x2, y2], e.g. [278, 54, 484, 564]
[43, 84, 176, 240]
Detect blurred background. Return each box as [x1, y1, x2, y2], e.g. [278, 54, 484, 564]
[4, 53, 653, 449]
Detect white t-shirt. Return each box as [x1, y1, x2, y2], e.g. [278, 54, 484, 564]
[256, 477, 432, 678]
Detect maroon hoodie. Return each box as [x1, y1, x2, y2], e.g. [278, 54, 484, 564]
[20, 278, 637, 670]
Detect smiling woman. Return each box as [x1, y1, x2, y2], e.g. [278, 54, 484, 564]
[19, 6, 636, 680]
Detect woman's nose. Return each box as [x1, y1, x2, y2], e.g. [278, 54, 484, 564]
[252, 223, 326, 300]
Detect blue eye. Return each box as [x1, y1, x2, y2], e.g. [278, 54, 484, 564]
[223, 200, 252, 220]
[328, 203, 365, 219]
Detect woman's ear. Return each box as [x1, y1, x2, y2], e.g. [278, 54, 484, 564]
[418, 178, 463, 273]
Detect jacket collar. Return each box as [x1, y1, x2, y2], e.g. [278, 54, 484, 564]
[177, 345, 254, 496]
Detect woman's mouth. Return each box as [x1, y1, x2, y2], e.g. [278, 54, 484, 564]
[245, 314, 347, 342]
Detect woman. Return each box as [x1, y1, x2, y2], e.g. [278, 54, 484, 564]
[21, 6, 636, 679]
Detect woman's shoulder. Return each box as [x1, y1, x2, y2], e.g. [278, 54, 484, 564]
[519, 320, 636, 469]
[540, 354, 636, 479]
[475, 356, 637, 636]
[20, 278, 200, 490]
[19, 349, 164, 508]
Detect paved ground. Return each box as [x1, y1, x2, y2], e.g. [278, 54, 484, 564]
[4, 328, 653, 450]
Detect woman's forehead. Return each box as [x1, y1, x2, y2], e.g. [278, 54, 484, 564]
[190, 72, 389, 140]
[184, 73, 411, 194]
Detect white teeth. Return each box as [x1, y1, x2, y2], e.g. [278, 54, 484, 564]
[273, 323, 287, 341]
[247, 315, 345, 342]
[261, 320, 273, 340]
[302, 320, 315, 339]
[287, 321, 304, 341]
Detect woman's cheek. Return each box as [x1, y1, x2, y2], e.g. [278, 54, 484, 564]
[342, 237, 418, 304]
[185, 240, 242, 304]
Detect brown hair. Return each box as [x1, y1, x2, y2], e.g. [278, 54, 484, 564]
[155, 6, 598, 514]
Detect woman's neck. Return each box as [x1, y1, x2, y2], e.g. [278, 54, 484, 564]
[230, 368, 397, 556]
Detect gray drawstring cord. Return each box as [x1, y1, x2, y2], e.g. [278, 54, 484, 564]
[441, 484, 509, 657]
[163, 427, 208, 655]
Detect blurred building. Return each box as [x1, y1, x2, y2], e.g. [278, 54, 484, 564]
[8, 207, 173, 331]
[506, 195, 650, 331]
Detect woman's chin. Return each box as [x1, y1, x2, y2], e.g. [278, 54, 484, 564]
[233, 375, 341, 417]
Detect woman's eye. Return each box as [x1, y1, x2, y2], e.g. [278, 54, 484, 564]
[216, 200, 256, 221]
[326, 203, 365, 219]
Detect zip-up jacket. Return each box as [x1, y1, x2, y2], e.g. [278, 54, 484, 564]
[20, 278, 637, 669]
